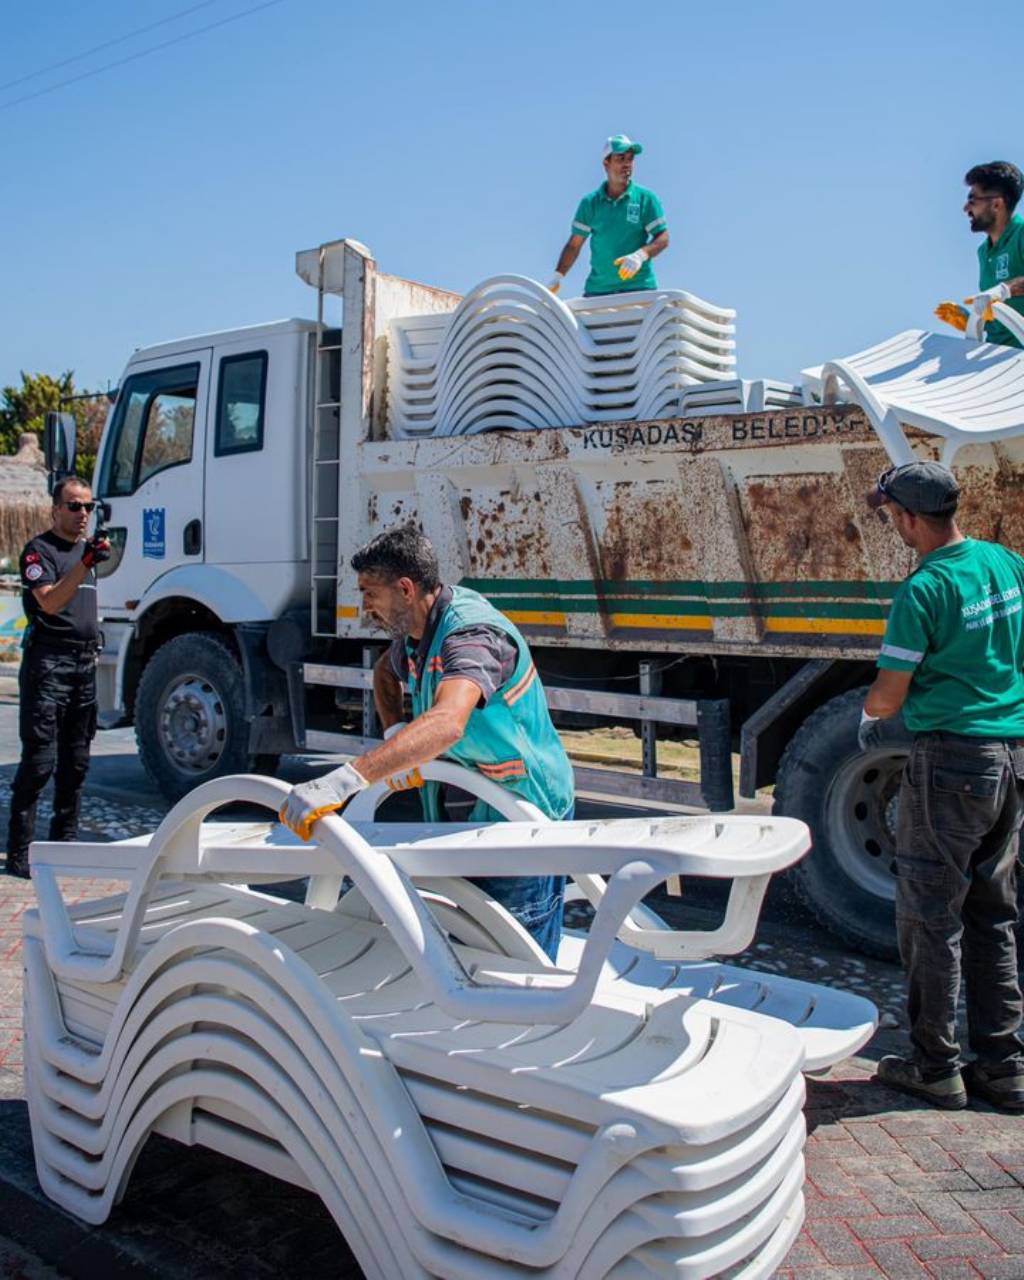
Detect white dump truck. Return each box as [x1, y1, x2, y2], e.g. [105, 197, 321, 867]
[44, 238, 1024, 959]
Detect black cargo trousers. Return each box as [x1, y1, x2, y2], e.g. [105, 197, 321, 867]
[895, 731, 1024, 1078]
[6, 638, 99, 867]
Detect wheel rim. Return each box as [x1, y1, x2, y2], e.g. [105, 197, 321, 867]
[822, 747, 908, 902]
[157, 672, 228, 774]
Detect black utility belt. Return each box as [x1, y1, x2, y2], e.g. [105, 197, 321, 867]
[27, 637, 100, 656]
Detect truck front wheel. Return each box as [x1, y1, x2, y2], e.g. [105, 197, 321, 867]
[773, 686, 910, 960]
[135, 632, 251, 803]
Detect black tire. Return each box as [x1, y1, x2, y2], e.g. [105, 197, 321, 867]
[251, 754, 282, 776]
[773, 686, 911, 960]
[135, 632, 250, 803]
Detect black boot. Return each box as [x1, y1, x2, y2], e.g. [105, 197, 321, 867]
[4, 849, 30, 879]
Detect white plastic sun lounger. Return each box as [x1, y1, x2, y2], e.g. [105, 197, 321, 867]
[26, 775, 811, 1277]
[341, 762, 876, 1072]
[803, 326, 1024, 465]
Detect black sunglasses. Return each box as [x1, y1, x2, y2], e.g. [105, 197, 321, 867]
[62, 500, 96, 513]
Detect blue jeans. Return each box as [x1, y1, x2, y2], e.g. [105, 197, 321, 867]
[469, 804, 572, 963]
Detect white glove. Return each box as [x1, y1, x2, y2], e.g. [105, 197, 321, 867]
[857, 709, 882, 752]
[969, 282, 1012, 316]
[547, 271, 564, 294]
[614, 248, 648, 281]
[280, 761, 367, 840]
[383, 722, 404, 740]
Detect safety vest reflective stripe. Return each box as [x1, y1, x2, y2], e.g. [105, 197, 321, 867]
[477, 758, 527, 779]
[503, 662, 537, 707]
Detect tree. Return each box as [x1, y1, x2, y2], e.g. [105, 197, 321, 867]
[0, 371, 74, 454]
[0, 371, 112, 482]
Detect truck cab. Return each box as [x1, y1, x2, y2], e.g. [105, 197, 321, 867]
[91, 319, 314, 795]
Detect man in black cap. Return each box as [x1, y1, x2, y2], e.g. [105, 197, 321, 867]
[5, 477, 109, 878]
[861, 461, 1024, 1111]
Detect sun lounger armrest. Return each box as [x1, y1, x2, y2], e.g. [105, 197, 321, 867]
[31, 852, 162, 985]
[992, 301, 1024, 347]
[820, 358, 916, 466]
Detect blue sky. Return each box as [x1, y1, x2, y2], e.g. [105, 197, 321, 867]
[2, 0, 1020, 394]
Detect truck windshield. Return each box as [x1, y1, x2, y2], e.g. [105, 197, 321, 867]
[97, 363, 199, 497]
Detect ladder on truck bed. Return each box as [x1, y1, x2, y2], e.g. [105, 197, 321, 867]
[311, 246, 342, 636]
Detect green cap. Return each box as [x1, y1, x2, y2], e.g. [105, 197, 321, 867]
[603, 134, 643, 159]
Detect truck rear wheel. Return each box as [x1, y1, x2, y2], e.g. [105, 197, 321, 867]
[135, 632, 251, 803]
[773, 686, 910, 960]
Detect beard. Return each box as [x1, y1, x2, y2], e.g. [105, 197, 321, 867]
[969, 212, 995, 234]
[365, 604, 416, 639]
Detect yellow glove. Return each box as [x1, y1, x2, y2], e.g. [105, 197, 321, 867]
[934, 301, 969, 332]
[614, 249, 648, 281]
[279, 762, 367, 841]
[385, 766, 424, 792]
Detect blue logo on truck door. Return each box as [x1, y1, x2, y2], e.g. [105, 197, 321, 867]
[143, 508, 166, 559]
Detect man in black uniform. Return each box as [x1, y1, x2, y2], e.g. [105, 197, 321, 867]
[4, 477, 110, 877]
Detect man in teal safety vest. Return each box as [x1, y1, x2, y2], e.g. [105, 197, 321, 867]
[281, 523, 575, 960]
[547, 134, 670, 297]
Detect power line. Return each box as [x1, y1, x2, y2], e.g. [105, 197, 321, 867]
[0, 0, 285, 114]
[0, 1, 222, 94]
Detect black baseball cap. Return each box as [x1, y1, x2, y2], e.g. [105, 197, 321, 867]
[866, 462, 960, 515]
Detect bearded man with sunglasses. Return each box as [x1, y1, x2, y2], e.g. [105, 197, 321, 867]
[860, 462, 1024, 1112]
[939, 163, 1024, 348]
[4, 477, 110, 878]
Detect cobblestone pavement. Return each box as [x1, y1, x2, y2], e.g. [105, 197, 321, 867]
[2, 691, 1024, 1276]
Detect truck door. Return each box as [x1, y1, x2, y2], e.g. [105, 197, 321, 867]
[95, 349, 211, 613]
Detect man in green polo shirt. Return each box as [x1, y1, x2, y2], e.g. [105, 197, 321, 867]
[937, 162, 1024, 348]
[547, 134, 669, 297]
[859, 462, 1024, 1112]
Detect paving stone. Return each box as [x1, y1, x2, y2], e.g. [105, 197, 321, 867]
[910, 1192, 977, 1234]
[861, 1240, 931, 1280]
[856, 1178, 920, 1215]
[805, 1195, 875, 1220]
[899, 1137, 962, 1172]
[911, 1234, 1002, 1261]
[839, 1156, 920, 1177]
[974, 1257, 1024, 1279]
[957, 1158, 1020, 1191]
[968, 1211, 1024, 1253]
[848, 1213, 933, 1240]
[923, 1262, 985, 1280]
[891, 1172, 980, 1194]
[954, 1189, 1024, 1212]
[782, 1239, 831, 1268]
[807, 1219, 873, 1265]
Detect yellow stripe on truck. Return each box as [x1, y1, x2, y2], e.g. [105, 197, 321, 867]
[503, 609, 567, 627]
[609, 613, 714, 631]
[765, 617, 886, 636]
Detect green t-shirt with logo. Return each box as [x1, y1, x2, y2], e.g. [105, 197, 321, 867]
[978, 213, 1024, 349]
[878, 538, 1024, 735]
[572, 181, 667, 296]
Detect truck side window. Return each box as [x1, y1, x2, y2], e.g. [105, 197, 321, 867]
[215, 352, 267, 456]
[98, 363, 199, 496]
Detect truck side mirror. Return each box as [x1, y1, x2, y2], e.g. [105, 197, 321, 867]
[43, 411, 77, 492]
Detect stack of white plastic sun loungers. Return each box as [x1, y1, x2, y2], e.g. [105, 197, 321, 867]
[24, 767, 876, 1279]
[387, 276, 753, 437]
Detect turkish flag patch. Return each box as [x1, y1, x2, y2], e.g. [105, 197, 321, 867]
[25, 552, 41, 563]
